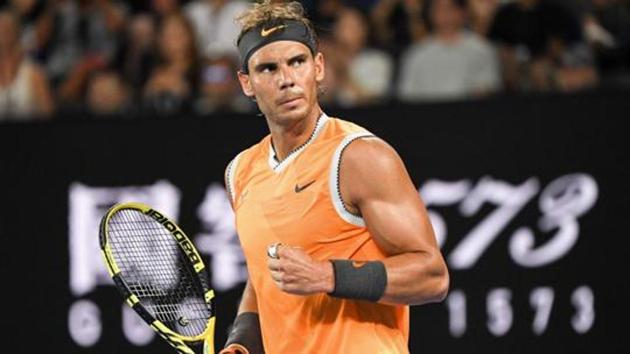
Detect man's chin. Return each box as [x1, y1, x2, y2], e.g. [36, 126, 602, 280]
[278, 102, 308, 118]
[279, 98, 306, 111]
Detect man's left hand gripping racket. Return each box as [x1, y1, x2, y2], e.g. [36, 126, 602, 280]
[99, 202, 216, 354]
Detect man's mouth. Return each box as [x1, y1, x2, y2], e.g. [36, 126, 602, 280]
[278, 96, 302, 105]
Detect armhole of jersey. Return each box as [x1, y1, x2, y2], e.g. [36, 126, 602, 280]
[328, 131, 375, 227]
[225, 152, 243, 207]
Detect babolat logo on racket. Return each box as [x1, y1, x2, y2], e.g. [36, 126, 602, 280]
[145, 209, 203, 269]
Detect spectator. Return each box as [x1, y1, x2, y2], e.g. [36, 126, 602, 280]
[6, 0, 48, 58]
[310, 0, 340, 24]
[49, 0, 129, 108]
[115, 13, 157, 95]
[324, 7, 394, 106]
[488, 0, 598, 92]
[467, 0, 499, 36]
[184, 0, 251, 59]
[85, 69, 132, 116]
[143, 13, 199, 116]
[151, 0, 181, 21]
[397, 0, 500, 102]
[371, 0, 429, 54]
[299, 0, 381, 28]
[302, 0, 345, 31]
[195, 54, 253, 114]
[0, 10, 54, 120]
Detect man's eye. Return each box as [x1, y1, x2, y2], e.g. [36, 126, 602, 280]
[292, 59, 304, 67]
[259, 65, 275, 73]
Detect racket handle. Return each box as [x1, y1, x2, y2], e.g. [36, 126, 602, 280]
[204, 338, 216, 354]
[173, 345, 196, 354]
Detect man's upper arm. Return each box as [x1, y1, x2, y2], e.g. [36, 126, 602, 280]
[339, 137, 438, 256]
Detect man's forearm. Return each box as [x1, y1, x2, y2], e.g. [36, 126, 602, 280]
[237, 280, 259, 314]
[222, 280, 264, 354]
[326, 251, 449, 306]
[267, 243, 449, 306]
[379, 251, 449, 305]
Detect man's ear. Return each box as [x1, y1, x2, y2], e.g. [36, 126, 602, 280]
[237, 71, 254, 98]
[314, 52, 325, 84]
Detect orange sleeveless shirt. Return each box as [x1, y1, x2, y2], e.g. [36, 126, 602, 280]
[225, 114, 409, 354]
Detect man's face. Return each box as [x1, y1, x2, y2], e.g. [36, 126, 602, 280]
[238, 40, 324, 125]
[431, 0, 465, 33]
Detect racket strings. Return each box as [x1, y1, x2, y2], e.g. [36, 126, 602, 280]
[107, 209, 211, 337]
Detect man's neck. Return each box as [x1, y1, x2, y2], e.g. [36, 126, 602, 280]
[268, 106, 322, 162]
[436, 29, 463, 44]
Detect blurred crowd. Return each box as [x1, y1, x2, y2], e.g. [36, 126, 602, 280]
[1, 0, 629, 121]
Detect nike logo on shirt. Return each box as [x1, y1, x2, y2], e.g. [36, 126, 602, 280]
[294, 180, 316, 193]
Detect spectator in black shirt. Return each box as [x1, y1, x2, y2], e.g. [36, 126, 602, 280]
[142, 13, 199, 116]
[488, 0, 598, 92]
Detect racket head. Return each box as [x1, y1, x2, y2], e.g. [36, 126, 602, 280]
[99, 202, 215, 351]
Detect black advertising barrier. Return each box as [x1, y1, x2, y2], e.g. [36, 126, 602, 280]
[1, 89, 629, 353]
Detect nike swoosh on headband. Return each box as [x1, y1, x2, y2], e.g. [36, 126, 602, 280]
[261, 25, 287, 37]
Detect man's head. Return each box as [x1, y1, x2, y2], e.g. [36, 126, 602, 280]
[151, 0, 180, 17]
[428, 0, 467, 35]
[333, 8, 369, 56]
[158, 14, 197, 64]
[235, 0, 324, 124]
[87, 70, 129, 115]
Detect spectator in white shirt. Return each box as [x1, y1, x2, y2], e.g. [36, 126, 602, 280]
[398, 0, 501, 102]
[184, 0, 251, 59]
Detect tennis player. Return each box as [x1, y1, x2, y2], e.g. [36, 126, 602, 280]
[218, 1, 449, 353]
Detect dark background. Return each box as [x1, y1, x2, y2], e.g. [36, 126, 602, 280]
[1, 88, 629, 353]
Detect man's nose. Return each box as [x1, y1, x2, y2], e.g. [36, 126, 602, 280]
[278, 65, 295, 90]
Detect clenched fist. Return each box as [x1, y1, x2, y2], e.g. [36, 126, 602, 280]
[218, 343, 249, 354]
[266, 244, 334, 295]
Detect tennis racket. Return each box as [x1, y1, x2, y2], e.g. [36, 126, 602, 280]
[99, 202, 216, 354]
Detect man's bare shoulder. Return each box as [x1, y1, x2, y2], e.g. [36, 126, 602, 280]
[341, 136, 402, 174]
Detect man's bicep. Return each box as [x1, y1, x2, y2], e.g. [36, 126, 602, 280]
[340, 138, 437, 255]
